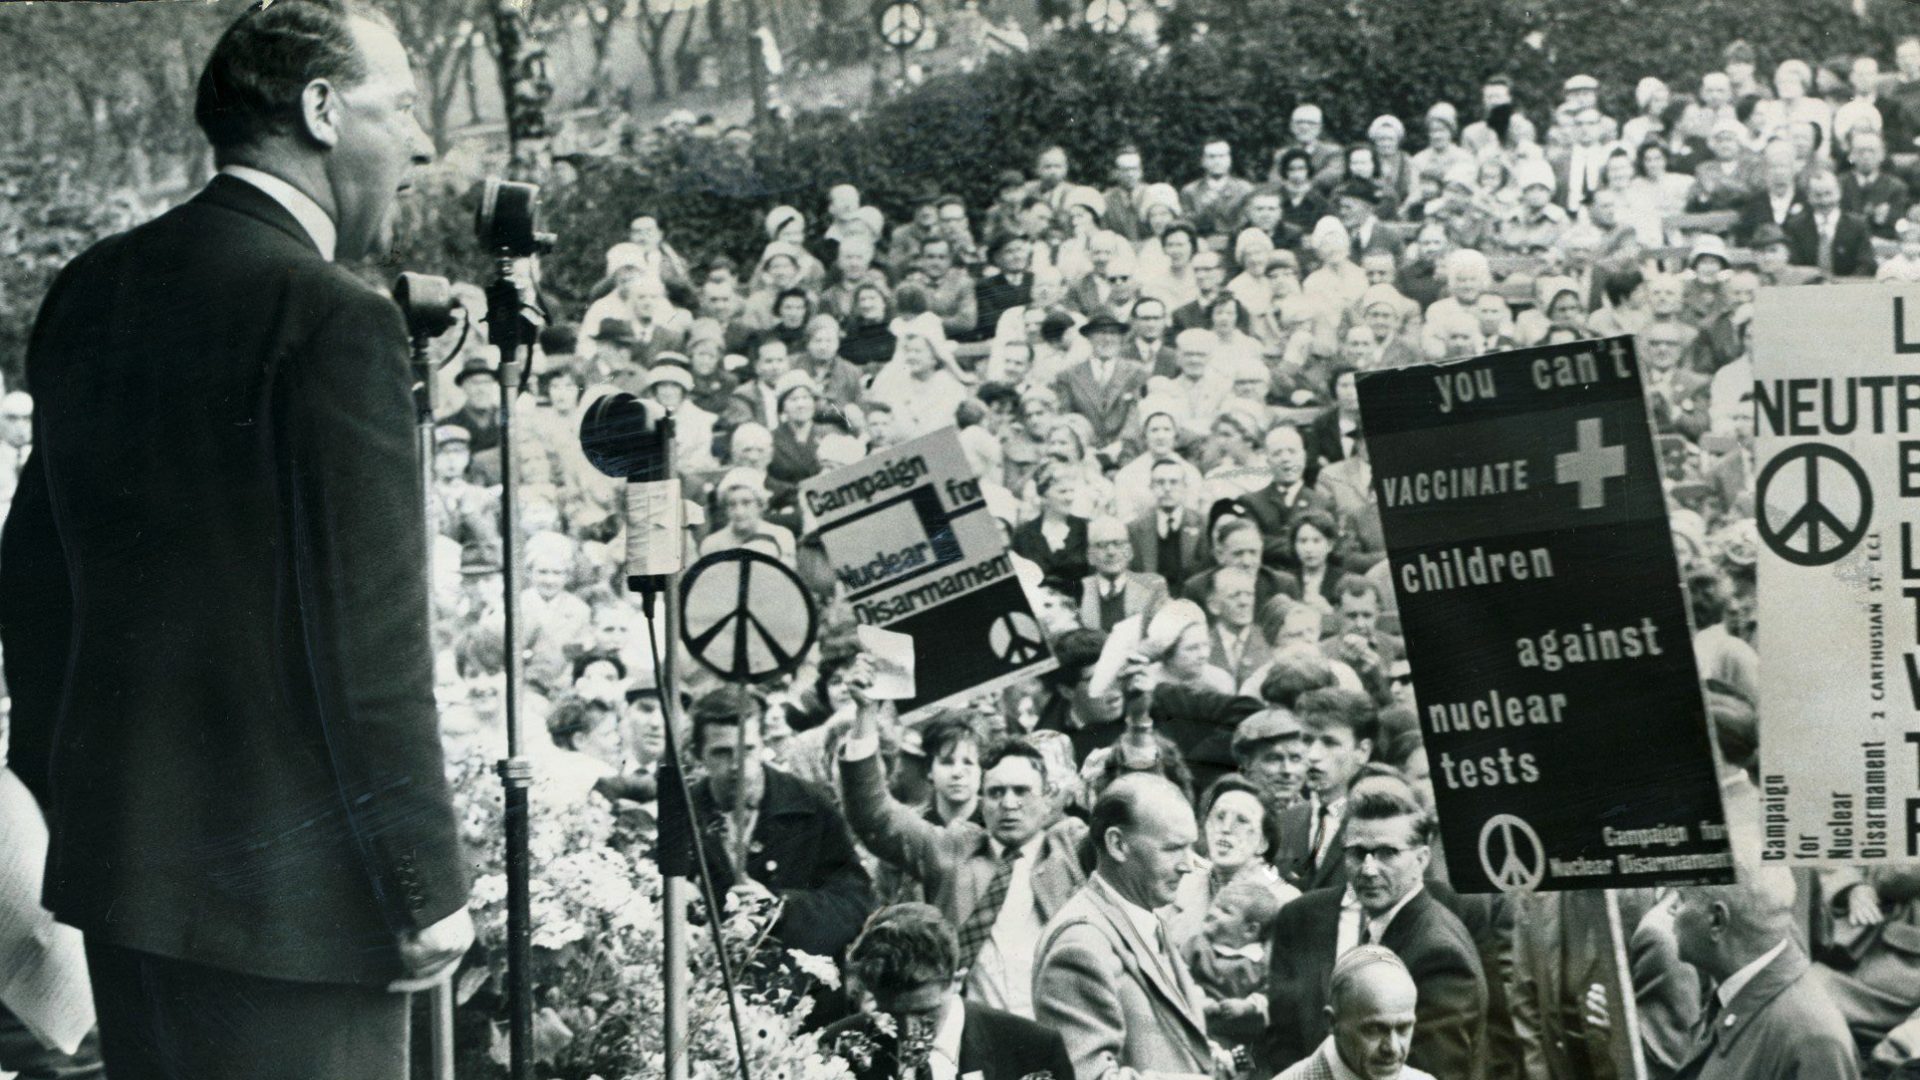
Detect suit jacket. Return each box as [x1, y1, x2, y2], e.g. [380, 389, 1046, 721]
[1783, 208, 1879, 278]
[839, 752, 1087, 936]
[1275, 1037, 1437, 1080]
[690, 767, 875, 960]
[1035, 875, 1216, 1080]
[1264, 887, 1488, 1080]
[1669, 942, 1859, 1080]
[1128, 510, 1204, 580]
[1054, 359, 1149, 447]
[1078, 571, 1169, 631]
[1207, 624, 1274, 688]
[1239, 480, 1336, 570]
[1733, 188, 1804, 246]
[1011, 515, 1091, 582]
[821, 1002, 1078, 1080]
[1274, 800, 1348, 894]
[0, 175, 466, 986]
[1305, 408, 1355, 469]
[1510, 890, 1638, 1080]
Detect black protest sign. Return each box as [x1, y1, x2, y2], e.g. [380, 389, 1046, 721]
[1358, 336, 1733, 893]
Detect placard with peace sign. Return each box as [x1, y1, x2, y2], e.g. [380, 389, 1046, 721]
[678, 549, 818, 684]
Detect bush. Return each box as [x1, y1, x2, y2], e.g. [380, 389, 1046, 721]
[380, 0, 1897, 330]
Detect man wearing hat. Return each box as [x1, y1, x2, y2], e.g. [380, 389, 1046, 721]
[1231, 708, 1306, 807]
[1053, 312, 1148, 451]
[448, 355, 503, 456]
[428, 423, 503, 568]
[1499, 160, 1570, 256]
[1181, 139, 1258, 240]
[1548, 102, 1611, 212]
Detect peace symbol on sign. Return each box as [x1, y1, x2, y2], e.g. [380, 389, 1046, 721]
[875, 0, 927, 50]
[1083, 0, 1129, 34]
[678, 549, 818, 683]
[1477, 814, 1546, 894]
[988, 611, 1047, 667]
[1755, 443, 1872, 567]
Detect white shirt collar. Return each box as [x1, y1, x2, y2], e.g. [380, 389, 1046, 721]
[219, 165, 337, 262]
[929, 993, 967, 1072]
[1717, 938, 1790, 1008]
[1340, 881, 1424, 945]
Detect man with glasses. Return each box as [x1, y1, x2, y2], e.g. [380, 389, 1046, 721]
[1127, 296, 1179, 376]
[935, 195, 985, 270]
[1066, 236, 1138, 322]
[1078, 516, 1169, 632]
[1103, 146, 1153, 243]
[839, 655, 1087, 1021]
[1639, 321, 1710, 440]
[1264, 773, 1487, 1078]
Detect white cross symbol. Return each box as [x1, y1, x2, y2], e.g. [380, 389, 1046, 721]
[1555, 417, 1626, 510]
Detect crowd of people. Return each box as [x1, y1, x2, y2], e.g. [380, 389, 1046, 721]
[9, 22, 1920, 1080]
[389, 30, 1920, 1080]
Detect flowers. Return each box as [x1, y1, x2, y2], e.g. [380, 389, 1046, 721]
[447, 739, 846, 1080]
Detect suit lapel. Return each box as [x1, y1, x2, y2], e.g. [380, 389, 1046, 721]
[956, 1004, 992, 1080]
[1086, 879, 1210, 1042]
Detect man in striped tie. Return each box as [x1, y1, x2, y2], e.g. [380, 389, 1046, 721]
[839, 657, 1088, 1019]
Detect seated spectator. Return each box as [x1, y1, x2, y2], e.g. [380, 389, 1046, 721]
[701, 468, 796, 562]
[867, 329, 970, 439]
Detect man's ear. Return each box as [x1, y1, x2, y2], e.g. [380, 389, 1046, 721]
[298, 79, 343, 149]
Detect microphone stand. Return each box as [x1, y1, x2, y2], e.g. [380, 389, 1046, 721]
[482, 255, 541, 1080]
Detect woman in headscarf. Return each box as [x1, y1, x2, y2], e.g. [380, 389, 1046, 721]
[865, 323, 971, 439]
[700, 468, 796, 561]
[753, 206, 826, 292]
[1368, 115, 1414, 214]
[1018, 414, 1116, 521]
[1112, 404, 1203, 521]
[1227, 228, 1277, 316]
[1515, 275, 1590, 345]
[768, 371, 826, 486]
[1302, 217, 1366, 317]
[1408, 103, 1475, 211]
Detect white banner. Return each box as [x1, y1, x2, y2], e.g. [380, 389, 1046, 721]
[1753, 284, 1920, 867]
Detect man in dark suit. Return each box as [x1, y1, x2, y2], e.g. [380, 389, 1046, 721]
[821, 904, 1075, 1080]
[0, 4, 471, 1075]
[1130, 460, 1205, 585]
[1273, 688, 1376, 894]
[1733, 142, 1805, 247]
[1265, 774, 1489, 1080]
[1240, 425, 1335, 570]
[1053, 314, 1149, 452]
[1125, 296, 1179, 378]
[687, 689, 875, 964]
[1784, 169, 1879, 278]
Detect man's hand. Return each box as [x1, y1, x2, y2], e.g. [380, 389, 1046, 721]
[730, 879, 776, 907]
[1584, 981, 1610, 1032]
[1846, 882, 1886, 927]
[389, 906, 475, 992]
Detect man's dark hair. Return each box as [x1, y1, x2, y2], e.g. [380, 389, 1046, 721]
[539, 323, 580, 357]
[1602, 267, 1645, 308]
[847, 903, 959, 998]
[976, 381, 1021, 411]
[921, 710, 985, 763]
[195, 0, 394, 152]
[570, 650, 627, 684]
[690, 686, 762, 752]
[1040, 627, 1107, 692]
[1297, 685, 1379, 746]
[1346, 771, 1434, 844]
[981, 736, 1050, 784]
[546, 693, 616, 752]
[1336, 574, 1379, 605]
[1260, 644, 1336, 706]
[1087, 776, 1146, 863]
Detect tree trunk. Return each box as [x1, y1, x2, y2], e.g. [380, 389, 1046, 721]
[491, 0, 553, 181]
[740, 0, 769, 121]
[638, 14, 676, 101]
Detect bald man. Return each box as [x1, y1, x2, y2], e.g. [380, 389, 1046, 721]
[1277, 945, 1435, 1080]
[1034, 775, 1227, 1080]
[1668, 863, 1860, 1079]
[1079, 515, 1169, 631]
